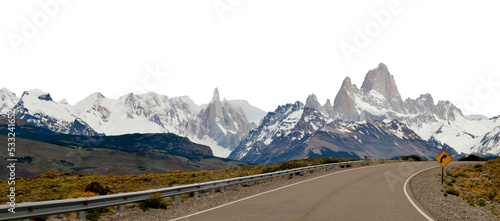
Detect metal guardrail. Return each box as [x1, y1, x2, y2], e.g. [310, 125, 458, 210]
[0, 160, 364, 220]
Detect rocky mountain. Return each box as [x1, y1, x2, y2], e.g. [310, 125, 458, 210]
[333, 63, 462, 122]
[0, 117, 247, 177]
[1, 88, 264, 157]
[229, 101, 456, 164]
[471, 126, 500, 154]
[332, 63, 500, 155]
[195, 88, 256, 152]
[2, 63, 498, 160]
[224, 100, 267, 124]
[0, 88, 19, 115]
[230, 63, 499, 163]
[14, 89, 99, 136]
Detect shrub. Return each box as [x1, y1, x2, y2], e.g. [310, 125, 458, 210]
[445, 187, 460, 196]
[138, 192, 168, 211]
[463, 167, 474, 172]
[85, 182, 111, 195]
[474, 164, 484, 169]
[478, 199, 487, 207]
[458, 155, 487, 161]
[86, 208, 102, 221]
[453, 171, 467, 178]
[399, 155, 423, 161]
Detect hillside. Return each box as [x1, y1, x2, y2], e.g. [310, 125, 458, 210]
[0, 116, 213, 157]
[0, 136, 247, 178]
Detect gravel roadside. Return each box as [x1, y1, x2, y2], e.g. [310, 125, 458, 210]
[52, 165, 361, 221]
[410, 164, 498, 221]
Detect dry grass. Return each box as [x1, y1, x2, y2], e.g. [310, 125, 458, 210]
[444, 158, 500, 217]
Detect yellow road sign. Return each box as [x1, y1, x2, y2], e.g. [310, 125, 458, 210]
[435, 150, 453, 167]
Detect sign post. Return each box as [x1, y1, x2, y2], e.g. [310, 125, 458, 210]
[435, 150, 453, 184]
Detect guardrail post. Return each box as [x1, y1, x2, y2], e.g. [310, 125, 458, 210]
[210, 188, 215, 194]
[77, 211, 86, 219]
[118, 204, 125, 212]
[224, 186, 229, 191]
[174, 195, 180, 201]
[268, 178, 271, 182]
[237, 183, 241, 189]
[193, 191, 199, 198]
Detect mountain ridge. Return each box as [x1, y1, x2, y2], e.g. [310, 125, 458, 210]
[2, 63, 499, 159]
[1, 88, 266, 157]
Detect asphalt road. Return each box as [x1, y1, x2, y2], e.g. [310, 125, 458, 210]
[171, 161, 459, 221]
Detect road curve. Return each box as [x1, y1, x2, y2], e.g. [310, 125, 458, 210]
[170, 162, 454, 221]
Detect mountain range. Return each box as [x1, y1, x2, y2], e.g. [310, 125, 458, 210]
[0, 87, 266, 158]
[1, 63, 499, 165]
[229, 63, 499, 163]
[0, 116, 247, 177]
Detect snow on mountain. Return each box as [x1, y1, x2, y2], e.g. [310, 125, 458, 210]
[231, 62, 499, 162]
[70, 88, 255, 157]
[471, 126, 500, 154]
[195, 88, 257, 152]
[224, 100, 266, 125]
[4, 88, 258, 158]
[410, 114, 500, 154]
[14, 89, 98, 135]
[332, 63, 499, 155]
[465, 114, 490, 121]
[229, 102, 313, 162]
[0, 88, 19, 114]
[229, 100, 451, 164]
[2, 63, 498, 159]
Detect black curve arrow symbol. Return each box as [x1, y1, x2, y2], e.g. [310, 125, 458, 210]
[440, 154, 448, 163]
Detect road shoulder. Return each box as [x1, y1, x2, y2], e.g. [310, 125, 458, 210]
[410, 165, 498, 221]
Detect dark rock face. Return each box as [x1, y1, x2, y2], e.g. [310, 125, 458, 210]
[69, 119, 100, 136]
[37, 93, 53, 101]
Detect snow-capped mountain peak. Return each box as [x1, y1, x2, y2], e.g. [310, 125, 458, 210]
[0, 88, 19, 114]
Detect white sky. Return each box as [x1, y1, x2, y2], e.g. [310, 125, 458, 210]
[1, 0, 499, 117]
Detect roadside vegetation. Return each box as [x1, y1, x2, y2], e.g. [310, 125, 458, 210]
[443, 158, 500, 217]
[0, 157, 361, 204]
[398, 154, 423, 161]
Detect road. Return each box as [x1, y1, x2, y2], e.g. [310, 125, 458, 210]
[170, 161, 467, 221]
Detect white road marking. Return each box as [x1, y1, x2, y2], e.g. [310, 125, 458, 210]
[404, 166, 438, 221]
[169, 163, 387, 221]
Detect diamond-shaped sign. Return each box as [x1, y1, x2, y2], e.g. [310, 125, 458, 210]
[435, 150, 453, 167]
